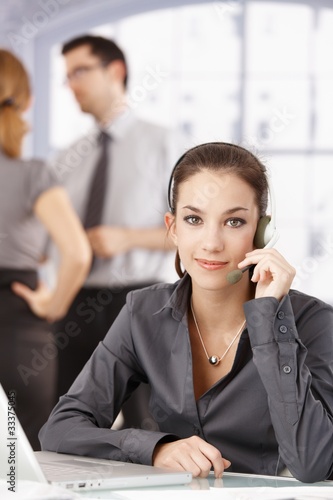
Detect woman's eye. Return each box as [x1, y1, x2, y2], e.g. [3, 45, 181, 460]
[227, 218, 245, 228]
[184, 215, 202, 225]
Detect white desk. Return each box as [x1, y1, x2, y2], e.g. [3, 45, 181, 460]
[77, 472, 333, 500]
[1, 474, 332, 499]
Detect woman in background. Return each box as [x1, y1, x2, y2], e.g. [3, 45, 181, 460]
[0, 49, 92, 450]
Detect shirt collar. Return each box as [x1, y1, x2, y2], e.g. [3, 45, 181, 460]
[154, 273, 192, 322]
[101, 107, 136, 141]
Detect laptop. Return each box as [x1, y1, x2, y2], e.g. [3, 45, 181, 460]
[0, 383, 192, 491]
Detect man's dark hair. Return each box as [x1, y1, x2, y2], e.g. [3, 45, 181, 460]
[62, 34, 128, 88]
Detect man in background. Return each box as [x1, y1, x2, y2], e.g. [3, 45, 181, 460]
[50, 34, 180, 429]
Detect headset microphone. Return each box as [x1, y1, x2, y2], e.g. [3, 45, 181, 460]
[226, 175, 279, 285]
[226, 265, 253, 285]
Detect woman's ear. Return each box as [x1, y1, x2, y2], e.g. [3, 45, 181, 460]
[164, 211, 177, 245]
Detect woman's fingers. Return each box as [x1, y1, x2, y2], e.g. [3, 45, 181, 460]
[153, 436, 231, 478]
[238, 248, 296, 300]
[11, 281, 34, 303]
[11, 281, 52, 319]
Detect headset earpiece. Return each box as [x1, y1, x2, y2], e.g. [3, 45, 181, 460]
[253, 175, 279, 249]
[254, 215, 273, 249]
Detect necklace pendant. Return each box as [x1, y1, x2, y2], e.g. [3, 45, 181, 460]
[209, 355, 220, 366]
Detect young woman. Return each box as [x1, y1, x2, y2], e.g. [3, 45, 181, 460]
[0, 49, 92, 450]
[39, 142, 333, 483]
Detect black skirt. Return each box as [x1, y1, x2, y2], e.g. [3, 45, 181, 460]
[0, 269, 57, 450]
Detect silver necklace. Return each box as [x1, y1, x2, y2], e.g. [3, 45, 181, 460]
[190, 299, 246, 366]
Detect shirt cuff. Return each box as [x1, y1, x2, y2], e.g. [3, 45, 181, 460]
[121, 429, 179, 465]
[244, 294, 299, 348]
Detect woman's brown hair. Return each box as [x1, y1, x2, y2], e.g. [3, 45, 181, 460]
[0, 49, 31, 158]
[168, 142, 269, 278]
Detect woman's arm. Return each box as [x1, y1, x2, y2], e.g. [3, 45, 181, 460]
[39, 303, 176, 464]
[244, 293, 333, 483]
[240, 248, 333, 482]
[12, 186, 92, 321]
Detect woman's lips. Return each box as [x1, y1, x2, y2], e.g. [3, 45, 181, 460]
[196, 259, 228, 271]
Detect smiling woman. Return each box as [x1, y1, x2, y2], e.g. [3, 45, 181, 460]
[40, 141, 333, 484]
[166, 171, 259, 288]
[166, 142, 277, 279]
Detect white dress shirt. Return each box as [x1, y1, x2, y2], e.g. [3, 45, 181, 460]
[50, 110, 182, 287]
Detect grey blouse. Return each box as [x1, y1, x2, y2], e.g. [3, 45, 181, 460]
[0, 151, 59, 270]
[39, 274, 333, 483]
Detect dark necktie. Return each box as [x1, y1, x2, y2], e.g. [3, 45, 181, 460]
[83, 131, 110, 229]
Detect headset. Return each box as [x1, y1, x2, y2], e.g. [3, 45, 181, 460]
[253, 183, 279, 249]
[167, 142, 279, 250]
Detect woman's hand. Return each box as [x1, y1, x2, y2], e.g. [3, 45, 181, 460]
[11, 280, 59, 322]
[152, 436, 231, 479]
[239, 248, 296, 301]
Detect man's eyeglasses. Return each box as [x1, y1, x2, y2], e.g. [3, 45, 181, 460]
[64, 62, 108, 84]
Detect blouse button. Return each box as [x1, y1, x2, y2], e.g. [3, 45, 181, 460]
[277, 311, 285, 320]
[283, 365, 292, 374]
[279, 325, 288, 334]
